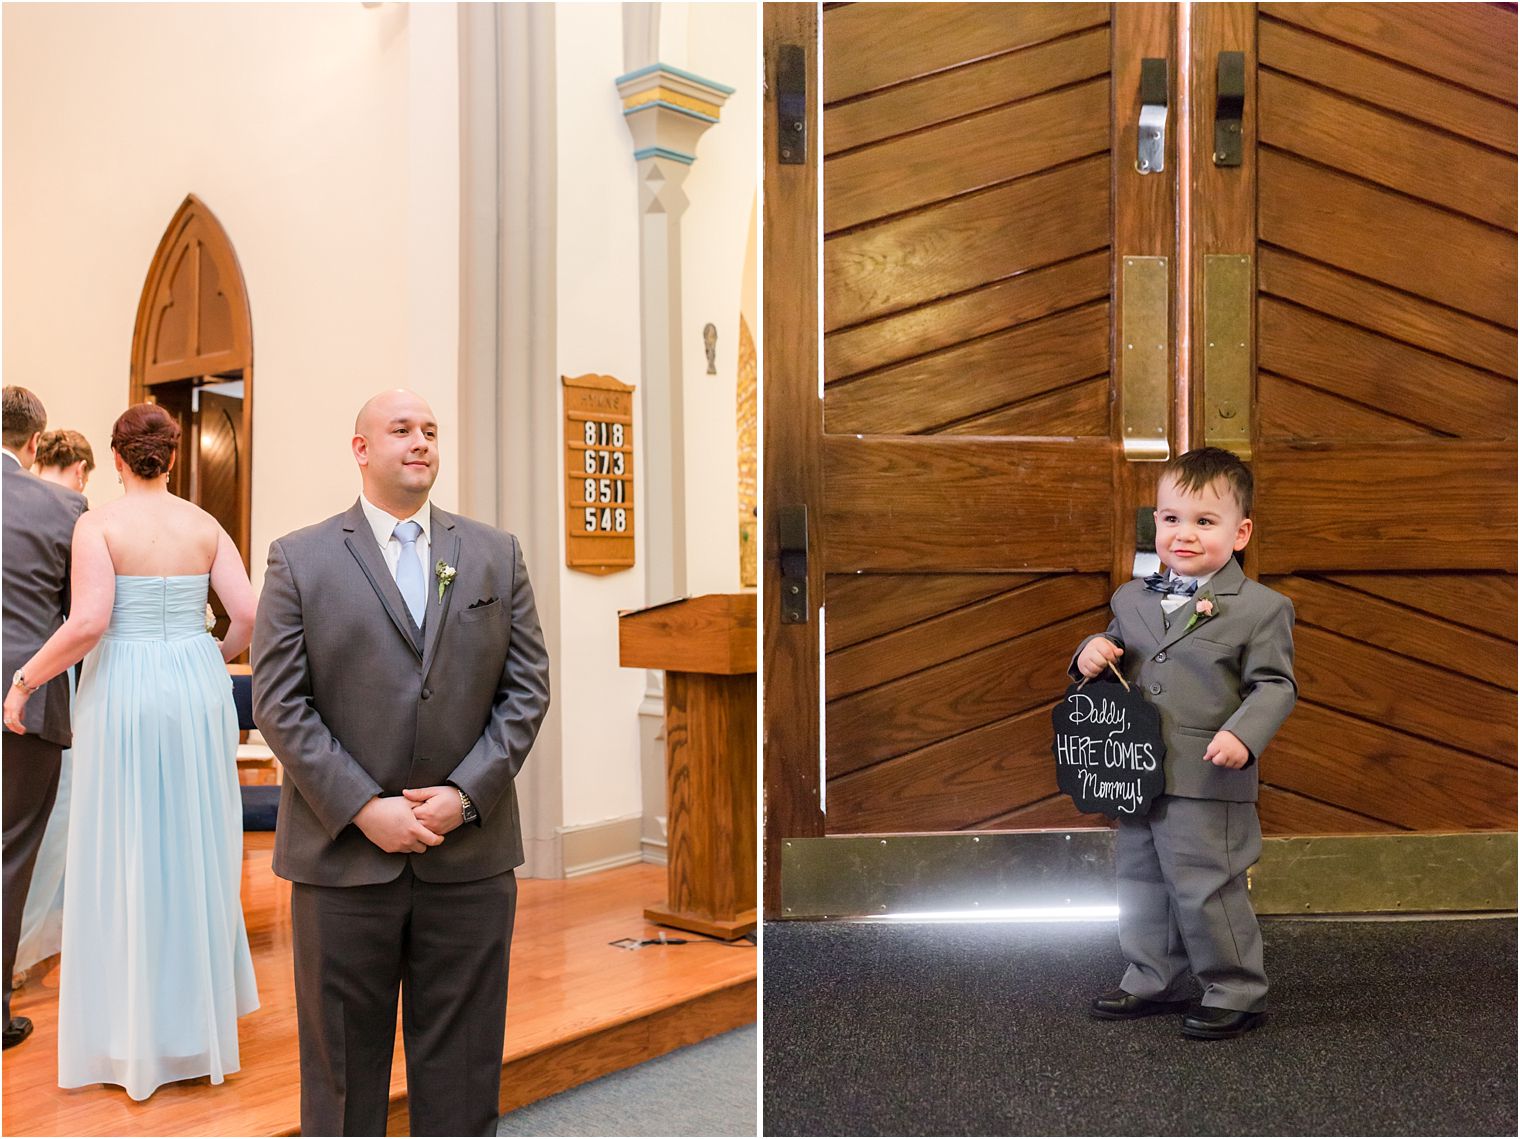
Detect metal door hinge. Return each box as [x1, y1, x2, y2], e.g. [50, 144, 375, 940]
[1214, 52, 1245, 167]
[777, 45, 806, 165]
[1137, 58, 1168, 174]
[779, 505, 809, 623]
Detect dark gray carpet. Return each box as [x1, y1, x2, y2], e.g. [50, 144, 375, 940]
[497, 1024, 755, 1136]
[762, 917, 1517, 1136]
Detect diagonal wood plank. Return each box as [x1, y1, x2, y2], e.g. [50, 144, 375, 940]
[1316, 572, 1518, 642]
[1260, 2, 1518, 102]
[1292, 624, 1514, 761]
[1275, 575, 1516, 690]
[825, 155, 1110, 331]
[827, 573, 1108, 699]
[825, 79, 1110, 233]
[937, 377, 1109, 438]
[974, 793, 1110, 831]
[823, 2, 1108, 104]
[1258, 247, 1517, 379]
[826, 573, 1041, 650]
[1269, 703, 1516, 829]
[1257, 783, 1405, 835]
[825, 701, 1068, 832]
[825, 251, 1109, 384]
[1259, 150, 1518, 327]
[1258, 16, 1517, 154]
[1258, 372, 1439, 441]
[1259, 70, 1516, 229]
[825, 25, 1110, 155]
[825, 303, 1109, 434]
[1258, 298, 1515, 438]
[827, 609, 1105, 775]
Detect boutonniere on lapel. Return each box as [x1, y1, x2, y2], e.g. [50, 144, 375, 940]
[1183, 590, 1220, 633]
[435, 560, 457, 603]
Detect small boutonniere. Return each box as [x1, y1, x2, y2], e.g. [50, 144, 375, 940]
[435, 560, 457, 603]
[1184, 591, 1220, 632]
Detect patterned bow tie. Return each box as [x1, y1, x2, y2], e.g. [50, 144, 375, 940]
[1143, 572, 1199, 596]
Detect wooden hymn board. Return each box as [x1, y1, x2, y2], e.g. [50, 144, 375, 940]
[563, 374, 636, 575]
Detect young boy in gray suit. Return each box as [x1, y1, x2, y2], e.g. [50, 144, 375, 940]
[1071, 447, 1296, 1039]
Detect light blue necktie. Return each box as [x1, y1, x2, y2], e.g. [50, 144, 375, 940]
[393, 520, 426, 628]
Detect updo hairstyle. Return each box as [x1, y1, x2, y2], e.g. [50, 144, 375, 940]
[35, 429, 95, 473]
[111, 404, 180, 479]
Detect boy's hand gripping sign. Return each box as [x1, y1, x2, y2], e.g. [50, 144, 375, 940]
[1051, 675, 1167, 818]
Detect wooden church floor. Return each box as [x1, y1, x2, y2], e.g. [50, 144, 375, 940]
[2, 833, 756, 1136]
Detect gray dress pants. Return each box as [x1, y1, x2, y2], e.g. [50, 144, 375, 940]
[1115, 795, 1268, 1012]
[2, 732, 62, 1025]
[291, 862, 518, 1136]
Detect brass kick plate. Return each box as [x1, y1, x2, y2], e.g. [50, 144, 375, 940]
[1121, 256, 1169, 461]
[1203, 254, 1252, 459]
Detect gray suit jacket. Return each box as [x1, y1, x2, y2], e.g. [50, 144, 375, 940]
[252, 499, 551, 887]
[1069, 557, 1297, 802]
[2, 453, 87, 746]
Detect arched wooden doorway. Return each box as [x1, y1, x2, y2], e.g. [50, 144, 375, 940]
[129, 195, 253, 613]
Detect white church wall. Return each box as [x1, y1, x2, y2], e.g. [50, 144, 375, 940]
[677, 2, 757, 598]
[1, 2, 460, 591]
[553, 3, 649, 831]
[551, 2, 755, 833]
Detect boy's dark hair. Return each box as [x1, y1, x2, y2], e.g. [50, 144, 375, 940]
[1158, 447, 1253, 518]
[2, 386, 47, 451]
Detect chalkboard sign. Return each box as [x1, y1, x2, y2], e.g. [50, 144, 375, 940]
[1051, 680, 1167, 818]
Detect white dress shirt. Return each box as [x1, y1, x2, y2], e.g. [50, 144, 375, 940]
[359, 493, 431, 585]
[1160, 568, 1218, 621]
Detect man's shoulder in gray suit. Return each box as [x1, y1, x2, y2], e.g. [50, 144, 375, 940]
[3, 461, 87, 518]
[433, 506, 520, 552]
[268, 507, 349, 554]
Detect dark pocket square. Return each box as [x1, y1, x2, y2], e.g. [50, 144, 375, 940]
[468, 596, 500, 609]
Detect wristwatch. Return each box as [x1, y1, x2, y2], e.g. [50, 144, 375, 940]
[457, 788, 479, 825]
[11, 670, 38, 695]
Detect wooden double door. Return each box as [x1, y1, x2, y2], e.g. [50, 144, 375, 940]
[763, 2, 1517, 911]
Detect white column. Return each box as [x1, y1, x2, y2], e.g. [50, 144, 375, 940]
[615, 53, 732, 865]
[458, 1, 565, 879]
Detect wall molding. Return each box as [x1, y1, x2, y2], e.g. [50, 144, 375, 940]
[562, 813, 646, 878]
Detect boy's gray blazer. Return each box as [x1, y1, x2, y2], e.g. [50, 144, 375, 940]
[252, 499, 551, 887]
[1068, 557, 1296, 802]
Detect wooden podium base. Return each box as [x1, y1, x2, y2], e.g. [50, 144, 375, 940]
[645, 905, 757, 941]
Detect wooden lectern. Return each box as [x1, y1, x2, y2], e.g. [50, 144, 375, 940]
[619, 593, 756, 940]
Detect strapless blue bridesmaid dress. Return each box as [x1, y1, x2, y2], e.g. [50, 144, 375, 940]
[57, 575, 258, 1101]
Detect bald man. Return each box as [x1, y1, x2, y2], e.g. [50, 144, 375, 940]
[252, 390, 550, 1136]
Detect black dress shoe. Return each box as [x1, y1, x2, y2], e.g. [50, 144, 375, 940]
[1089, 989, 1191, 1020]
[2, 1017, 33, 1049]
[1181, 1004, 1266, 1039]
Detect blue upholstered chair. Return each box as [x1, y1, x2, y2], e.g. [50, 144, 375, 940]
[231, 672, 280, 831]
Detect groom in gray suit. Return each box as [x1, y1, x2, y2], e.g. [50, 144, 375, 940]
[253, 389, 550, 1135]
[1, 386, 86, 1050]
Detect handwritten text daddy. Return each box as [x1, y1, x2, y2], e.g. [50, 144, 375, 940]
[1053, 693, 1158, 814]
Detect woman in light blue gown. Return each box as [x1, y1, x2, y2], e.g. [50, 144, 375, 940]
[3, 404, 258, 1101]
[14, 429, 95, 977]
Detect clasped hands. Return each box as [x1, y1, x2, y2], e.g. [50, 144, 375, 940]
[353, 786, 464, 854]
[1075, 637, 1251, 770]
